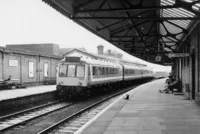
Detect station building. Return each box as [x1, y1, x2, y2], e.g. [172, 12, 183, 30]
[175, 23, 200, 105]
[0, 46, 62, 86]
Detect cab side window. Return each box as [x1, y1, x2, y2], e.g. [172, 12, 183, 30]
[77, 65, 84, 78]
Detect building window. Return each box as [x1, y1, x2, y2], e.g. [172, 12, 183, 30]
[44, 63, 49, 77]
[29, 61, 34, 78]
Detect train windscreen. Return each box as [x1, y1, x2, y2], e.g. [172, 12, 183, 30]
[67, 65, 76, 77]
[59, 64, 85, 78]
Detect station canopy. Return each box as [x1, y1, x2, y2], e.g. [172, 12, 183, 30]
[43, 0, 200, 65]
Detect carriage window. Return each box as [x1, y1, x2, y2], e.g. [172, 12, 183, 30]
[92, 66, 96, 75]
[67, 65, 76, 77]
[77, 65, 84, 78]
[59, 64, 67, 77]
[108, 68, 111, 74]
[95, 66, 99, 75]
[102, 67, 105, 75]
[98, 67, 102, 75]
[106, 68, 108, 75]
[117, 69, 119, 75]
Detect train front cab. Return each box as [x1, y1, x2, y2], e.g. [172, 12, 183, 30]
[56, 60, 89, 99]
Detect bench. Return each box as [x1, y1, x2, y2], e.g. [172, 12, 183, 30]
[0, 79, 21, 89]
[0, 79, 5, 88]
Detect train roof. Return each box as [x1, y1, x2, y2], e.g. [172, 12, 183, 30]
[60, 57, 150, 70]
[60, 57, 122, 67]
[63, 48, 147, 67]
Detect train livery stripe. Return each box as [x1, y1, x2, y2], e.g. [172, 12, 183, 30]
[91, 76, 122, 82]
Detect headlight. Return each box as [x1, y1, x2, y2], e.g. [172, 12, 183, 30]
[59, 81, 64, 85]
[56, 85, 61, 90]
[79, 82, 82, 86]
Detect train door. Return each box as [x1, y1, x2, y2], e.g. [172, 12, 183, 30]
[191, 52, 195, 100]
[88, 65, 91, 82]
[121, 64, 124, 81]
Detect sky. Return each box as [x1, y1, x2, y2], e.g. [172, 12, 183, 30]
[0, 0, 171, 72]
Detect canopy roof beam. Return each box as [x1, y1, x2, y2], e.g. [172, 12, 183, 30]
[97, 10, 150, 31]
[110, 40, 180, 43]
[72, 16, 200, 20]
[75, 5, 181, 13]
[111, 20, 150, 36]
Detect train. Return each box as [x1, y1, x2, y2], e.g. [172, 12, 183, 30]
[56, 56, 154, 99]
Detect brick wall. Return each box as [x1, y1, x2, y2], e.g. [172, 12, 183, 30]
[177, 22, 200, 103]
[0, 48, 62, 86]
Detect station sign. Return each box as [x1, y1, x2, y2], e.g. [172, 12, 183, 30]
[155, 55, 162, 62]
[168, 53, 189, 58]
[164, 62, 174, 65]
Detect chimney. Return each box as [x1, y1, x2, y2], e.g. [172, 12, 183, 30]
[97, 45, 104, 54]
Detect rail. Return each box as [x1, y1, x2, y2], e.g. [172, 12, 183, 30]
[0, 100, 74, 132]
[37, 85, 136, 134]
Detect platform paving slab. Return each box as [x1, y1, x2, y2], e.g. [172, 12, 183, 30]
[78, 78, 200, 134]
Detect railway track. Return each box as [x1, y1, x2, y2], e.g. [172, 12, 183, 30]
[0, 100, 74, 132]
[37, 86, 135, 134]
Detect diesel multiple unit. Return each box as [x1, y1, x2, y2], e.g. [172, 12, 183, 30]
[56, 57, 154, 99]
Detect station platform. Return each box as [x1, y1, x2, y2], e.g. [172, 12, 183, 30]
[78, 78, 200, 134]
[0, 85, 56, 102]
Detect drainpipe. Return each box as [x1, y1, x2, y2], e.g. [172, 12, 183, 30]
[20, 55, 22, 84]
[2, 48, 4, 79]
[38, 55, 40, 84]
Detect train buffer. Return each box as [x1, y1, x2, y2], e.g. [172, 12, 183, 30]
[43, 77, 56, 85]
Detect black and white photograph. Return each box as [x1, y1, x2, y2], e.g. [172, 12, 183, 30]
[0, 0, 199, 134]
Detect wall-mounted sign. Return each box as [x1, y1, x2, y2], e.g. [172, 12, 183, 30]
[168, 53, 189, 58]
[164, 62, 174, 65]
[9, 60, 18, 67]
[155, 55, 162, 62]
